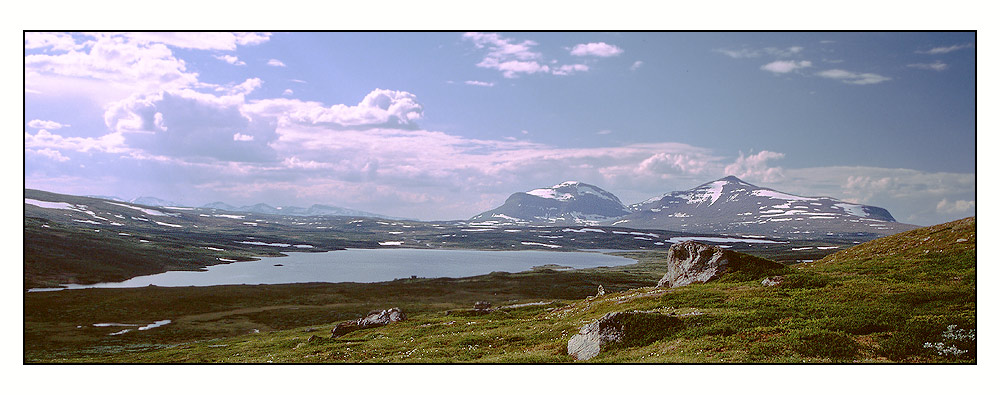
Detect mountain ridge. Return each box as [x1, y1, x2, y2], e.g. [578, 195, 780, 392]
[471, 176, 917, 239]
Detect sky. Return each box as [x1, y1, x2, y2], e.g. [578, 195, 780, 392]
[23, 31, 976, 225]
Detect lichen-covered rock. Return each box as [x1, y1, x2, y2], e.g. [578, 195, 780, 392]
[330, 308, 405, 338]
[567, 311, 682, 361]
[474, 301, 492, 311]
[657, 241, 785, 288]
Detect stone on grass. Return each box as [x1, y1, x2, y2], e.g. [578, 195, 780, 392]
[567, 311, 682, 361]
[330, 307, 406, 338]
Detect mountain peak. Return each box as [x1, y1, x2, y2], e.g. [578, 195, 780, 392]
[471, 181, 628, 225]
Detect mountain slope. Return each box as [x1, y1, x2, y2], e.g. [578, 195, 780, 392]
[470, 181, 630, 225]
[614, 176, 918, 239]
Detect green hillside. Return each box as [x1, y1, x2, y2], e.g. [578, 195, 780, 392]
[25, 217, 975, 363]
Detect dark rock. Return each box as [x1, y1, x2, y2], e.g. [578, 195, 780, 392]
[657, 241, 785, 288]
[330, 307, 406, 338]
[568, 311, 682, 360]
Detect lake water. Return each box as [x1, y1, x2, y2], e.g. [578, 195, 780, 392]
[31, 248, 636, 291]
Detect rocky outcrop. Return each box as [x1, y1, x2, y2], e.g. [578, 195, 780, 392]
[330, 308, 405, 338]
[657, 241, 785, 288]
[567, 311, 682, 361]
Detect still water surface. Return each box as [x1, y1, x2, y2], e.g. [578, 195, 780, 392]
[33, 248, 636, 291]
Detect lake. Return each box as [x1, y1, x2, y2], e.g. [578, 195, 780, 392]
[30, 248, 636, 291]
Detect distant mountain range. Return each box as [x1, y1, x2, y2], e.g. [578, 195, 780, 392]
[200, 202, 404, 220]
[470, 176, 919, 239]
[89, 195, 403, 220]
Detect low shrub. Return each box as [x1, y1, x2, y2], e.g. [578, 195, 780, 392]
[879, 315, 976, 362]
[786, 328, 859, 360]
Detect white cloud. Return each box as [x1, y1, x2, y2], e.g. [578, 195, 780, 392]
[724, 151, 785, 183]
[630, 61, 644, 71]
[102, 89, 278, 162]
[31, 148, 71, 162]
[569, 42, 623, 57]
[214, 54, 246, 66]
[715, 48, 761, 59]
[25, 129, 128, 154]
[282, 89, 294, 96]
[552, 64, 589, 76]
[936, 198, 975, 215]
[464, 80, 494, 87]
[230, 78, 263, 95]
[916, 43, 973, 55]
[245, 88, 424, 130]
[267, 59, 287, 67]
[462, 32, 599, 78]
[597, 130, 612, 135]
[816, 69, 891, 85]
[28, 119, 69, 130]
[907, 61, 949, 71]
[24, 32, 80, 51]
[125, 32, 271, 50]
[716, 46, 804, 59]
[761, 60, 812, 73]
[25, 34, 201, 101]
[770, 167, 975, 226]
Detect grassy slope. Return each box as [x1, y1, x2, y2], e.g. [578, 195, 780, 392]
[26, 218, 975, 363]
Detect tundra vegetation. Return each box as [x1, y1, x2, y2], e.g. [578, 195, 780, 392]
[25, 217, 975, 363]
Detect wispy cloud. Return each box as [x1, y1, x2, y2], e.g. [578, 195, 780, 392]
[267, 59, 287, 67]
[761, 60, 812, 73]
[462, 32, 609, 79]
[630, 61, 644, 71]
[569, 42, 623, 57]
[124, 32, 270, 51]
[816, 69, 891, 85]
[282, 88, 294, 96]
[716, 46, 803, 59]
[28, 119, 70, 130]
[552, 64, 589, 76]
[916, 43, 973, 55]
[907, 61, 949, 71]
[31, 148, 70, 162]
[464, 80, 494, 87]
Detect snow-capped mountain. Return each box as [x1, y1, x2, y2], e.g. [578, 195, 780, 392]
[470, 181, 631, 225]
[612, 176, 918, 238]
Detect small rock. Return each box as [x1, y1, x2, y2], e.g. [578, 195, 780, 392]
[596, 285, 606, 296]
[956, 238, 968, 243]
[761, 276, 784, 287]
[474, 301, 492, 310]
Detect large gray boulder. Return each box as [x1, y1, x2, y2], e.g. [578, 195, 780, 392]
[567, 311, 682, 361]
[657, 241, 785, 288]
[330, 308, 405, 338]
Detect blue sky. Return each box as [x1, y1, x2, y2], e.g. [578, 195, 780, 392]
[24, 32, 975, 225]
